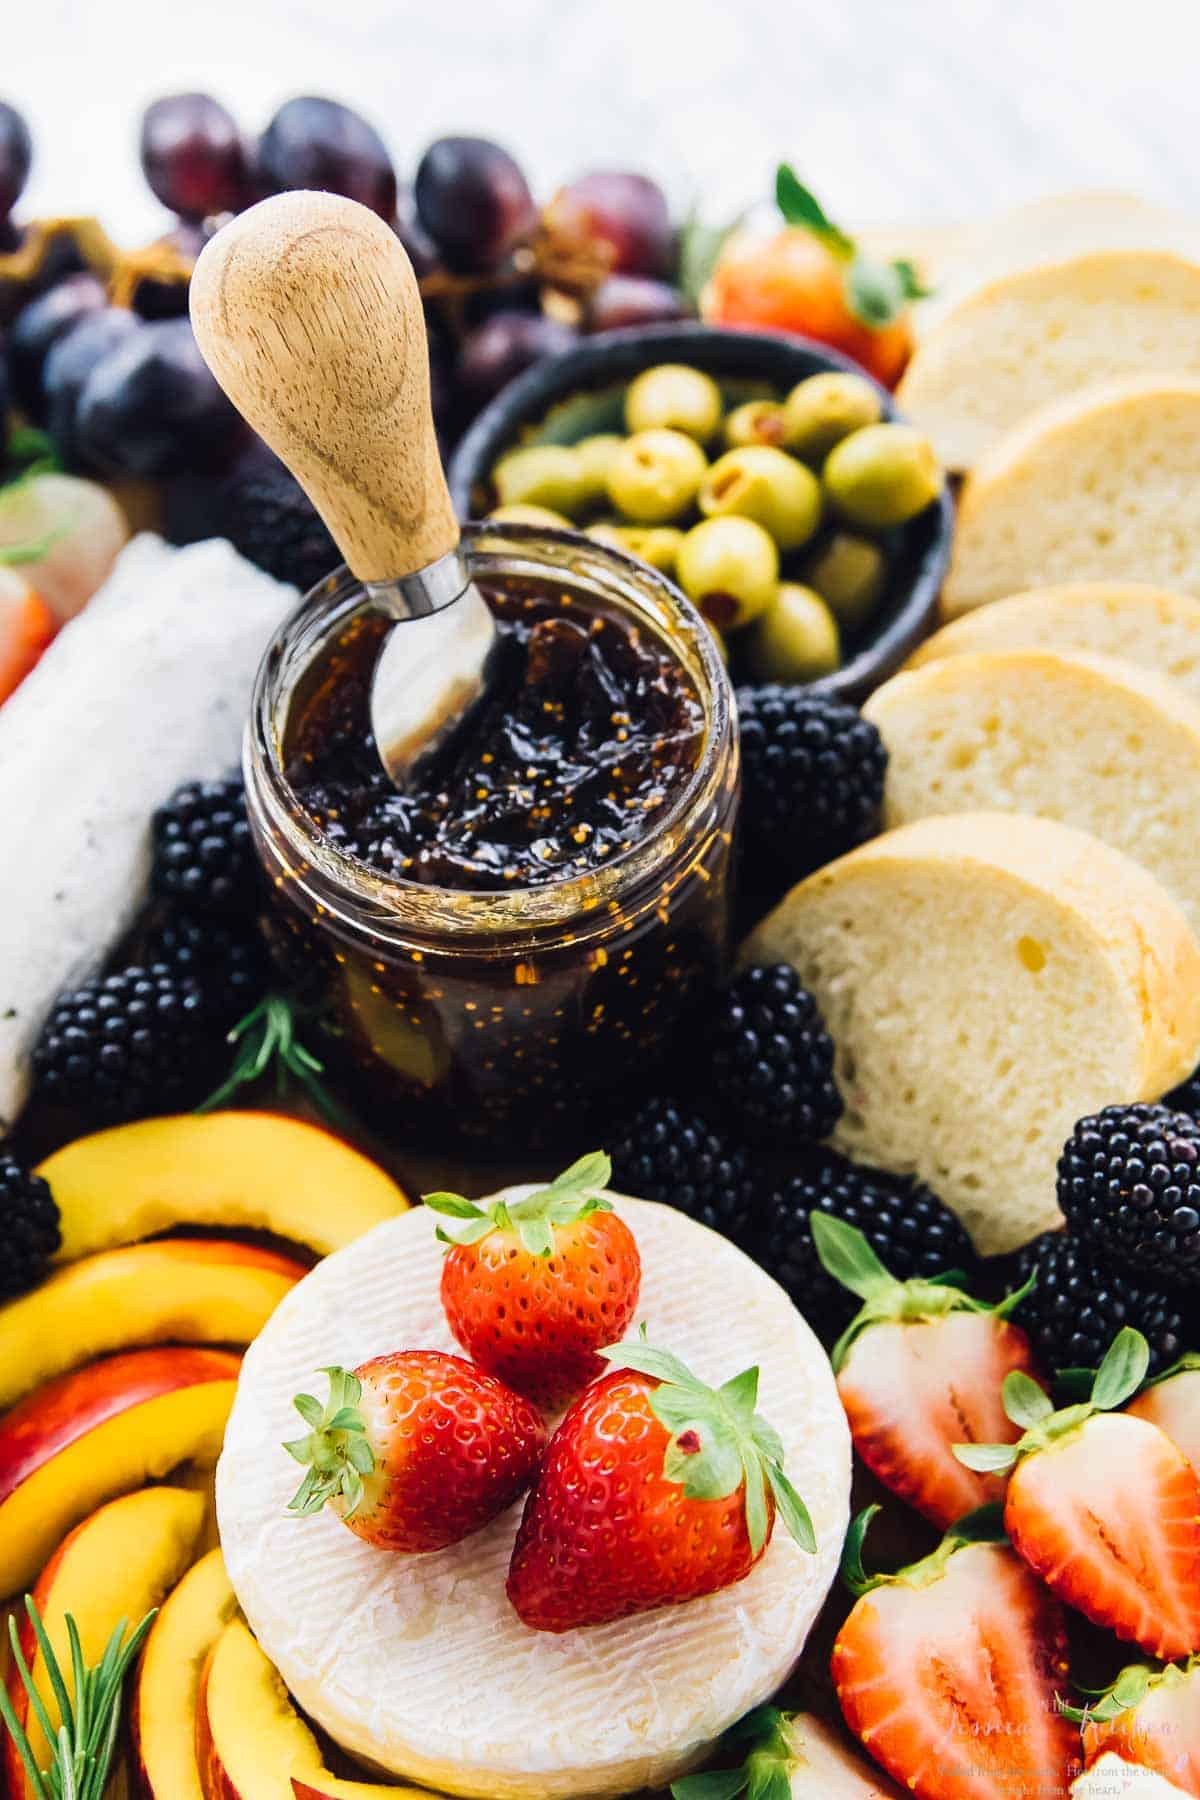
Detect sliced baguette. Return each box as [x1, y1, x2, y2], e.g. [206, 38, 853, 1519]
[742, 813, 1200, 1255]
[898, 251, 1200, 470]
[940, 377, 1200, 617]
[864, 646, 1200, 937]
[907, 582, 1200, 700]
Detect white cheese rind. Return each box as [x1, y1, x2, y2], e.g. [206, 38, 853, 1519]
[1072, 1754, 1194, 1797]
[218, 1191, 852, 1800]
[0, 534, 295, 1132]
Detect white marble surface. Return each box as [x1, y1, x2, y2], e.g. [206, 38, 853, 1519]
[11, 0, 1200, 243]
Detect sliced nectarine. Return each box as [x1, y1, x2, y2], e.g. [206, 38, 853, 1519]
[2, 1485, 205, 1796]
[0, 1237, 305, 1409]
[0, 1345, 238, 1595]
[131, 1547, 238, 1800]
[197, 1619, 433, 1799]
[39, 1112, 408, 1262]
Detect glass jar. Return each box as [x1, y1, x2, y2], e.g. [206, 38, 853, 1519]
[244, 523, 739, 1151]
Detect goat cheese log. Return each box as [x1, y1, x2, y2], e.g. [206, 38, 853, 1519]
[0, 534, 295, 1132]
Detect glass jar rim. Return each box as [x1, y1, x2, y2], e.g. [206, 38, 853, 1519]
[246, 521, 737, 942]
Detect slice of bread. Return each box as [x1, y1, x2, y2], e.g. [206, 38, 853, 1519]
[863, 647, 1200, 938]
[907, 582, 1200, 701]
[898, 251, 1200, 470]
[742, 813, 1200, 1255]
[940, 377, 1200, 617]
[917, 191, 1200, 335]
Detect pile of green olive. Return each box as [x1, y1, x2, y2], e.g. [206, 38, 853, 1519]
[485, 363, 945, 683]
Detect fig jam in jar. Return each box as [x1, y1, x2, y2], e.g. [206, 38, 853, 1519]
[245, 524, 738, 1149]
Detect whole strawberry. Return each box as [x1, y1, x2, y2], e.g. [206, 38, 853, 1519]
[506, 1332, 815, 1632]
[814, 1212, 1044, 1529]
[833, 1506, 1077, 1800]
[425, 1153, 640, 1411]
[284, 1352, 545, 1552]
[957, 1329, 1200, 1660]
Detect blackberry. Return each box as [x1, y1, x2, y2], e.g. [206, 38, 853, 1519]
[140, 909, 268, 1026]
[744, 1149, 977, 1347]
[0, 1150, 60, 1299]
[1015, 1230, 1190, 1377]
[165, 441, 338, 594]
[706, 964, 841, 1148]
[31, 963, 215, 1126]
[1057, 1103, 1200, 1287]
[1162, 1062, 1200, 1120]
[152, 776, 255, 916]
[607, 1097, 753, 1243]
[736, 686, 887, 881]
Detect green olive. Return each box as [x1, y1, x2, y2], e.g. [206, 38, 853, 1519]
[746, 583, 841, 682]
[698, 446, 822, 552]
[676, 516, 779, 632]
[624, 364, 723, 440]
[803, 530, 887, 630]
[586, 524, 684, 574]
[723, 400, 787, 450]
[492, 444, 585, 516]
[606, 429, 708, 525]
[823, 423, 944, 529]
[781, 372, 883, 462]
[487, 503, 575, 529]
[573, 434, 625, 509]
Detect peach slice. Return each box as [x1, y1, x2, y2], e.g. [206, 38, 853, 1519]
[197, 1619, 433, 1799]
[39, 1112, 408, 1262]
[0, 1238, 305, 1409]
[2, 1485, 205, 1796]
[0, 1345, 238, 1595]
[131, 1548, 238, 1800]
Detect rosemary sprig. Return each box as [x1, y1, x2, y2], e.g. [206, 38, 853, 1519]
[196, 993, 351, 1126]
[0, 1599, 155, 1800]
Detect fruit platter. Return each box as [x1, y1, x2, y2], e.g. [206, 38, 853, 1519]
[2, 84, 1200, 1800]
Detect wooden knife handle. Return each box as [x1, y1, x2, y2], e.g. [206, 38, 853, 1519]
[189, 190, 458, 584]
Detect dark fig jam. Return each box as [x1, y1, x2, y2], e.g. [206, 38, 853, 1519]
[246, 530, 737, 1151]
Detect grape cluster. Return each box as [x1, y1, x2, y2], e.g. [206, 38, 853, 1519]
[0, 90, 691, 499]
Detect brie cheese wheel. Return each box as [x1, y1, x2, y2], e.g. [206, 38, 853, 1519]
[1072, 1754, 1194, 1797]
[218, 1191, 852, 1799]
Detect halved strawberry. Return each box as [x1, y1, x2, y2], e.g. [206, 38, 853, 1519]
[1066, 1659, 1200, 1795]
[814, 1213, 1043, 1529]
[0, 570, 55, 705]
[832, 1507, 1077, 1799]
[957, 1330, 1200, 1660]
[506, 1331, 815, 1632]
[671, 1705, 905, 1798]
[425, 1152, 640, 1411]
[1128, 1356, 1200, 1478]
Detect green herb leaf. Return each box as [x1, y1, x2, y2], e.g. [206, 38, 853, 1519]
[198, 994, 350, 1126]
[774, 165, 854, 256]
[1003, 1371, 1054, 1430]
[953, 1441, 1019, 1474]
[1092, 1328, 1150, 1412]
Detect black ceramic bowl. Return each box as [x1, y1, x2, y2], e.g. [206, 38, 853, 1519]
[448, 322, 954, 703]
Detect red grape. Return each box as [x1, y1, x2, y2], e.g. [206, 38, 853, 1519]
[9, 274, 107, 420]
[587, 275, 691, 332]
[456, 311, 576, 413]
[42, 308, 142, 466]
[0, 101, 32, 219]
[75, 318, 241, 477]
[546, 171, 675, 279]
[140, 94, 248, 221]
[414, 137, 536, 271]
[255, 96, 396, 221]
